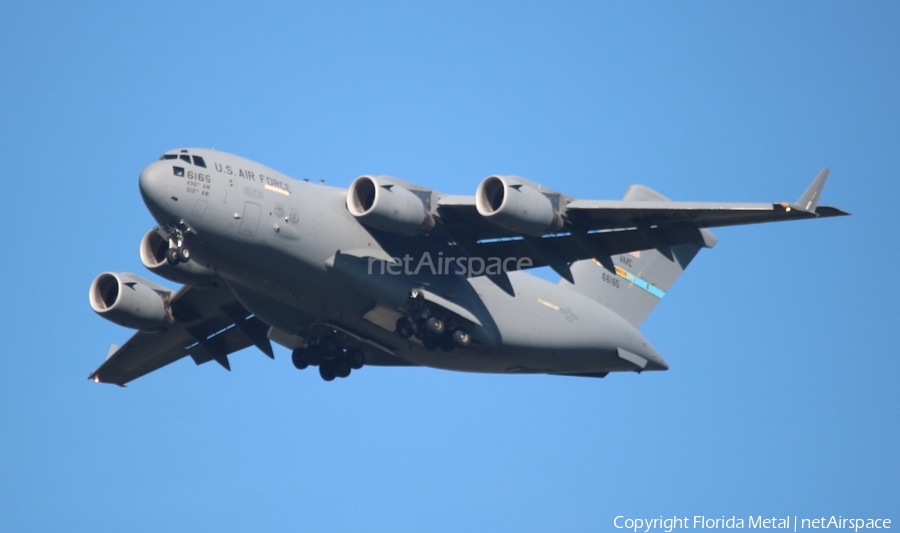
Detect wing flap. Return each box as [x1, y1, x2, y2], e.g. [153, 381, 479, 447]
[463, 224, 711, 274]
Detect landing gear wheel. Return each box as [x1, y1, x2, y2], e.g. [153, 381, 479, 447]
[177, 247, 191, 263]
[346, 348, 365, 370]
[291, 348, 308, 370]
[395, 317, 413, 339]
[166, 248, 180, 266]
[319, 336, 338, 354]
[334, 358, 351, 378]
[413, 318, 427, 339]
[439, 335, 455, 352]
[452, 329, 471, 348]
[422, 335, 439, 351]
[425, 317, 445, 335]
[306, 346, 324, 366]
[319, 363, 335, 381]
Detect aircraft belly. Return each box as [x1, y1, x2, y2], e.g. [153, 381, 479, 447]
[456, 274, 662, 373]
[210, 265, 610, 374]
[214, 257, 653, 374]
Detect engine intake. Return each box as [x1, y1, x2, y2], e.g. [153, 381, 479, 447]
[347, 176, 434, 235]
[140, 229, 215, 286]
[475, 175, 562, 236]
[89, 272, 173, 331]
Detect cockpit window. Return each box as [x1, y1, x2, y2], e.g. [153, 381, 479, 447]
[159, 152, 204, 166]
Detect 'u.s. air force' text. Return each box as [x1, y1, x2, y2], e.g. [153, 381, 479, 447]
[213, 162, 290, 193]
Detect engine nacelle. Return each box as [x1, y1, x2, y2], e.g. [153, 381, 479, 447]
[475, 175, 562, 236]
[140, 229, 216, 286]
[347, 175, 434, 236]
[89, 272, 173, 331]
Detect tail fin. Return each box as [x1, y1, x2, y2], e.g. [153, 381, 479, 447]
[559, 185, 716, 328]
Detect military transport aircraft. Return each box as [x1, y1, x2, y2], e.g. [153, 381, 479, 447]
[88, 149, 847, 384]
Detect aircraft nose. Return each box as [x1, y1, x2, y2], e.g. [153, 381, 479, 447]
[139, 163, 166, 199]
[138, 162, 173, 220]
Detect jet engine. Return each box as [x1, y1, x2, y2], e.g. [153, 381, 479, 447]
[475, 175, 563, 236]
[89, 272, 173, 331]
[140, 229, 216, 286]
[347, 175, 434, 235]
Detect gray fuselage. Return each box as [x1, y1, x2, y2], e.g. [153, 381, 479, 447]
[137, 148, 667, 376]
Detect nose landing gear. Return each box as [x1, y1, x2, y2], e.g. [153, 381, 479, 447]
[165, 246, 191, 265]
[291, 336, 366, 381]
[163, 227, 192, 265]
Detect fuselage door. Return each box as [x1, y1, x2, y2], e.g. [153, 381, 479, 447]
[238, 202, 261, 237]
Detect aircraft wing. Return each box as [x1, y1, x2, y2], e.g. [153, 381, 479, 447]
[563, 200, 847, 229]
[436, 169, 848, 280]
[436, 194, 519, 241]
[89, 283, 273, 386]
[439, 169, 846, 236]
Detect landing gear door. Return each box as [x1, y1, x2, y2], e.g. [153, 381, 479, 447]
[238, 202, 261, 237]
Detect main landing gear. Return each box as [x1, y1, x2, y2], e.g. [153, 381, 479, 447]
[394, 312, 471, 352]
[291, 335, 365, 382]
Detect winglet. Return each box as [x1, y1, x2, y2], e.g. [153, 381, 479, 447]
[106, 344, 120, 360]
[796, 168, 829, 212]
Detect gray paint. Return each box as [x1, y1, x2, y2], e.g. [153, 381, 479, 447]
[87, 148, 848, 385]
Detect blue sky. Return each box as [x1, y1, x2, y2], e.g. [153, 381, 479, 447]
[1, 1, 897, 531]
